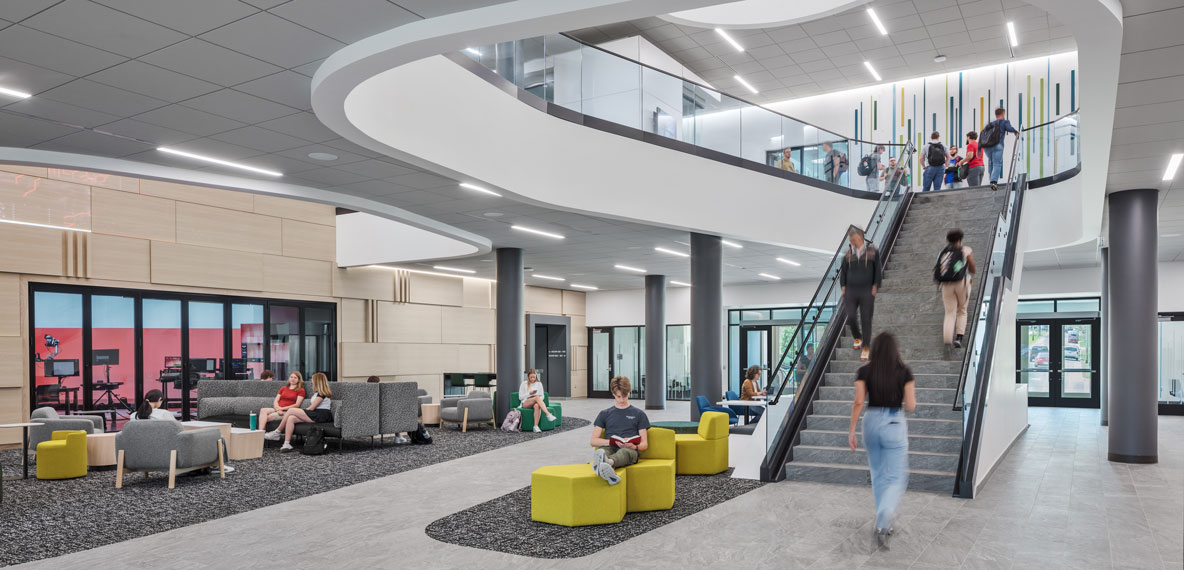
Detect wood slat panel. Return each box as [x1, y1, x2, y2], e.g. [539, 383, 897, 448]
[570, 370, 588, 398]
[150, 241, 263, 290]
[572, 346, 587, 371]
[570, 316, 587, 346]
[88, 233, 150, 283]
[91, 187, 175, 242]
[339, 299, 367, 343]
[393, 343, 458, 376]
[262, 255, 332, 297]
[0, 223, 64, 276]
[281, 218, 335, 261]
[377, 302, 442, 344]
[407, 272, 463, 306]
[340, 342, 397, 376]
[562, 290, 586, 316]
[47, 168, 138, 192]
[333, 267, 394, 301]
[0, 337, 21, 387]
[140, 178, 254, 211]
[176, 202, 282, 255]
[0, 273, 19, 336]
[525, 286, 563, 314]
[0, 170, 91, 231]
[253, 194, 335, 226]
[440, 306, 495, 345]
[0, 388, 24, 444]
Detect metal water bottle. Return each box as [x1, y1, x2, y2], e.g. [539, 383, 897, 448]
[249, 411, 257, 430]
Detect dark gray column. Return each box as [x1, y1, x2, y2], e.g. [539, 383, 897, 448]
[495, 248, 524, 423]
[1107, 189, 1158, 463]
[690, 233, 722, 421]
[645, 275, 667, 410]
[1100, 246, 1109, 427]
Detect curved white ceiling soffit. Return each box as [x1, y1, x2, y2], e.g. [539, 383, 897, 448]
[660, 0, 872, 30]
[311, 0, 877, 253]
[0, 147, 488, 266]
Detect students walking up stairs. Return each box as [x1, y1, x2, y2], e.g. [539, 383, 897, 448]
[784, 187, 1010, 492]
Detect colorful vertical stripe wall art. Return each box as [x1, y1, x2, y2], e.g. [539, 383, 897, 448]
[769, 52, 1078, 180]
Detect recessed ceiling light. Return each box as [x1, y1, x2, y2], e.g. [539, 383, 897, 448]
[734, 74, 759, 94]
[776, 257, 801, 266]
[615, 264, 646, 273]
[0, 85, 32, 99]
[934, 55, 947, 63]
[1006, 21, 1018, 47]
[714, 28, 744, 52]
[670, 280, 691, 287]
[307, 152, 338, 161]
[721, 240, 743, 249]
[758, 273, 781, 280]
[511, 225, 565, 239]
[571, 283, 599, 290]
[1162, 233, 1182, 238]
[533, 274, 565, 281]
[863, 61, 882, 82]
[433, 265, 476, 274]
[465, 48, 481, 56]
[483, 212, 504, 217]
[157, 147, 282, 177]
[655, 246, 690, 258]
[460, 182, 501, 197]
[1164, 153, 1183, 180]
[866, 8, 888, 35]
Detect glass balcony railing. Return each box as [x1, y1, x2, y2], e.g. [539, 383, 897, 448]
[462, 34, 910, 194]
[1019, 111, 1079, 180]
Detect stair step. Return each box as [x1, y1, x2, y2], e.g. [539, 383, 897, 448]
[823, 372, 961, 389]
[828, 359, 962, 375]
[811, 399, 962, 420]
[801, 429, 963, 453]
[793, 445, 960, 472]
[831, 346, 964, 362]
[818, 385, 956, 404]
[783, 462, 955, 492]
[805, 414, 963, 436]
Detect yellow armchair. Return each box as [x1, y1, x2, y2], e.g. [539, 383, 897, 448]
[36, 430, 88, 480]
[623, 427, 676, 512]
[674, 411, 729, 475]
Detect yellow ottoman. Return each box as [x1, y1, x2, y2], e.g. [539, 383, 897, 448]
[531, 463, 627, 526]
[674, 412, 729, 475]
[36, 430, 88, 480]
[623, 427, 676, 512]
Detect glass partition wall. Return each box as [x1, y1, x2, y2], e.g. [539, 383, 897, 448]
[1159, 315, 1184, 414]
[30, 284, 335, 425]
[587, 325, 691, 400]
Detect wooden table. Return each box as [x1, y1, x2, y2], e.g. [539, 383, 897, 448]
[86, 432, 118, 469]
[0, 422, 44, 480]
[421, 403, 440, 426]
[180, 420, 232, 442]
[226, 428, 264, 460]
[717, 400, 767, 424]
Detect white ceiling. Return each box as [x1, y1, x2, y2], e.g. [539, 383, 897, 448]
[568, 0, 1075, 104]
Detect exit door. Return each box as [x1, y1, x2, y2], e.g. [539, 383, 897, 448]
[1017, 318, 1100, 408]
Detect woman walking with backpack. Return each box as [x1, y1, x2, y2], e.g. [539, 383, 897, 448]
[848, 332, 916, 547]
[935, 229, 976, 350]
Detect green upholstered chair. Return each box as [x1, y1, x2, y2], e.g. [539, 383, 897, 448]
[472, 373, 494, 393]
[444, 373, 466, 396]
[510, 392, 562, 431]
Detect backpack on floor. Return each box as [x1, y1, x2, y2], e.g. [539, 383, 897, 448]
[980, 120, 1002, 147]
[927, 142, 947, 167]
[934, 245, 968, 283]
[410, 422, 433, 444]
[857, 155, 874, 176]
[501, 409, 521, 432]
[301, 427, 327, 455]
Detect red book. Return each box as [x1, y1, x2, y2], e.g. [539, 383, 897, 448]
[609, 435, 641, 448]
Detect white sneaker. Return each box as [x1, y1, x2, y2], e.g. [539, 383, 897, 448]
[280, 442, 294, 452]
[222, 465, 235, 474]
[394, 436, 409, 444]
[263, 430, 281, 441]
[545, 414, 557, 422]
[533, 425, 541, 433]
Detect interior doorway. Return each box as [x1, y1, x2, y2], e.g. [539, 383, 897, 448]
[1017, 317, 1101, 408]
[526, 314, 570, 398]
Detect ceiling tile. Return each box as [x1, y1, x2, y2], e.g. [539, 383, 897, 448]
[23, 0, 186, 58]
[766, 25, 809, 43]
[388, 171, 456, 190]
[291, 58, 327, 78]
[277, 143, 367, 166]
[271, 0, 419, 43]
[208, 125, 309, 153]
[256, 112, 338, 143]
[181, 89, 298, 124]
[40, 79, 167, 117]
[140, 38, 282, 87]
[32, 129, 154, 157]
[92, 0, 260, 35]
[392, 0, 512, 19]
[0, 55, 74, 94]
[0, 24, 127, 76]
[0, 1, 61, 21]
[132, 104, 246, 137]
[812, 30, 852, 48]
[199, 12, 345, 68]
[289, 167, 370, 187]
[234, 71, 313, 110]
[332, 158, 418, 180]
[87, 60, 221, 103]
[95, 117, 200, 146]
[3, 96, 121, 128]
[164, 137, 265, 160]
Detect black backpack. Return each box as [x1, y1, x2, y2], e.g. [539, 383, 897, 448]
[927, 142, 947, 167]
[980, 120, 1002, 147]
[300, 426, 327, 455]
[410, 422, 433, 445]
[857, 155, 873, 176]
[933, 245, 968, 283]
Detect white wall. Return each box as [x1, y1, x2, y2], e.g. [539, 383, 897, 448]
[1019, 262, 1184, 312]
[586, 280, 817, 326]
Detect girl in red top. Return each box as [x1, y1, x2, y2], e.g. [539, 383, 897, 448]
[259, 371, 305, 429]
[959, 131, 986, 187]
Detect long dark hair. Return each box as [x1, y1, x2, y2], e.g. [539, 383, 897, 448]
[868, 332, 905, 383]
[136, 389, 164, 420]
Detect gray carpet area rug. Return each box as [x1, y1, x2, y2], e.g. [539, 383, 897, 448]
[425, 470, 765, 559]
[0, 417, 590, 567]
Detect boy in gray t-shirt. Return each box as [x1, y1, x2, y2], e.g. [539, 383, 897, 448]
[589, 376, 650, 485]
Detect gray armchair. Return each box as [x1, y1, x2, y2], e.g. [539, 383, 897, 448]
[417, 388, 432, 414]
[440, 391, 494, 432]
[115, 421, 225, 489]
[29, 407, 104, 451]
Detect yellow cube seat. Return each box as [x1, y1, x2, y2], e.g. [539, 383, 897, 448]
[674, 412, 729, 475]
[531, 464, 627, 526]
[623, 427, 676, 512]
[36, 430, 88, 480]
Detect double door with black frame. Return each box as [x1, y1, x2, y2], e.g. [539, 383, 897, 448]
[1017, 317, 1100, 408]
[587, 327, 644, 399]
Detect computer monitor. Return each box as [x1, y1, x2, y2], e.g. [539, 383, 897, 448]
[163, 356, 182, 368]
[92, 348, 120, 366]
[44, 359, 79, 378]
[192, 358, 218, 373]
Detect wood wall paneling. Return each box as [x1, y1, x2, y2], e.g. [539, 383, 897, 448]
[0, 172, 91, 231]
[462, 278, 492, 308]
[0, 273, 19, 336]
[569, 316, 587, 346]
[281, 218, 335, 261]
[393, 343, 457, 376]
[253, 194, 336, 226]
[340, 342, 398, 376]
[176, 202, 282, 255]
[150, 241, 264, 291]
[47, 168, 138, 192]
[0, 387, 23, 444]
[456, 344, 491, 371]
[0, 337, 22, 387]
[572, 345, 587, 371]
[377, 302, 442, 344]
[525, 286, 563, 314]
[394, 374, 444, 403]
[570, 370, 588, 398]
[139, 178, 253, 211]
[87, 233, 150, 283]
[91, 187, 175, 242]
[262, 255, 332, 297]
[407, 272, 464, 306]
[333, 267, 395, 302]
[340, 298, 367, 343]
[0, 164, 48, 177]
[562, 290, 586, 316]
[440, 306, 495, 345]
[0, 224, 64, 276]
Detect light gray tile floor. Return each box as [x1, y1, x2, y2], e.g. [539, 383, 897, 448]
[13, 402, 1182, 570]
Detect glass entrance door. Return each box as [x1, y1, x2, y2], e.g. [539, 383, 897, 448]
[740, 326, 771, 394]
[589, 328, 613, 398]
[1018, 318, 1100, 408]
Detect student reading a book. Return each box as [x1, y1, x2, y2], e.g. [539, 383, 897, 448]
[519, 369, 557, 433]
[589, 376, 650, 485]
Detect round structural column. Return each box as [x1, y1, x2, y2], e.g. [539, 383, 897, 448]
[1107, 189, 1158, 463]
[1100, 246, 1109, 427]
[495, 247, 524, 424]
[645, 275, 667, 410]
[690, 233, 722, 420]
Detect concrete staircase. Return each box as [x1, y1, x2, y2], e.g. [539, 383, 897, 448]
[784, 187, 1010, 493]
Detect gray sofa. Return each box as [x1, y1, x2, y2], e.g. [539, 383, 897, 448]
[29, 407, 104, 450]
[115, 421, 225, 489]
[379, 382, 420, 437]
[417, 388, 432, 414]
[440, 391, 495, 432]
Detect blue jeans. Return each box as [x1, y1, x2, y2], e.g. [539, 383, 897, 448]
[986, 143, 1005, 182]
[863, 407, 909, 531]
[922, 165, 944, 192]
